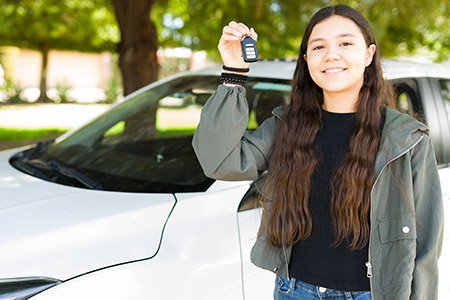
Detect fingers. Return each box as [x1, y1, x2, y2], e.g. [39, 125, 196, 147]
[220, 30, 240, 42]
[229, 21, 251, 36]
[250, 27, 258, 41]
[218, 21, 256, 68]
[222, 21, 256, 40]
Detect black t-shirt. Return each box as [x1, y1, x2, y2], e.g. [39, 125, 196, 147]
[288, 109, 370, 291]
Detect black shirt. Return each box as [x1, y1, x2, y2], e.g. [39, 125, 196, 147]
[288, 109, 370, 291]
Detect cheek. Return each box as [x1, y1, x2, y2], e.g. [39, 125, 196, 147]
[305, 57, 322, 82]
[346, 51, 368, 74]
[354, 58, 368, 77]
[353, 50, 369, 66]
[307, 63, 323, 87]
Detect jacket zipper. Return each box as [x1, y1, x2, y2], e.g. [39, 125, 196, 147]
[365, 262, 372, 278]
[366, 133, 424, 299]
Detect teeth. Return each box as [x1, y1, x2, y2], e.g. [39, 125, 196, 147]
[324, 68, 344, 73]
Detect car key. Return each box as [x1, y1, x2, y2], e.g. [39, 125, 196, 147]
[241, 36, 258, 63]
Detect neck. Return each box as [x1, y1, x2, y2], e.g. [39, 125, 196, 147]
[322, 89, 359, 113]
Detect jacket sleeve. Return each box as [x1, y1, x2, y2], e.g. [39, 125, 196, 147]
[192, 84, 277, 181]
[410, 134, 444, 300]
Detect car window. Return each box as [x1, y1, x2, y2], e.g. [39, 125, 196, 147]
[39, 76, 218, 193]
[248, 82, 290, 126]
[16, 76, 290, 193]
[393, 80, 425, 122]
[396, 90, 414, 115]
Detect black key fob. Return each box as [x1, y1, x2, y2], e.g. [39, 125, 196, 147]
[241, 36, 258, 63]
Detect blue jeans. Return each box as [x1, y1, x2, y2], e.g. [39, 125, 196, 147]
[274, 275, 372, 300]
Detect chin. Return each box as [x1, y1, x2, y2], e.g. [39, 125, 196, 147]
[322, 86, 352, 93]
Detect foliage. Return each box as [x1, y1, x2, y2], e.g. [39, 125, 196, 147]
[52, 80, 73, 103]
[158, 56, 190, 79]
[102, 53, 123, 104]
[0, 0, 448, 106]
[0, 0, 119, 102]
[0, 79, 26, 104]
[359, 0, 450, 61]
[0, 0, 118, 53]
[103, 77, 123, 104]
[155, 0, 450, 62]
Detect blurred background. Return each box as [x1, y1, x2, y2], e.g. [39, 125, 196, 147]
[0, 0, 449, 150]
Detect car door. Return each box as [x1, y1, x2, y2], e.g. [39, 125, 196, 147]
[237, 183, 275, 300]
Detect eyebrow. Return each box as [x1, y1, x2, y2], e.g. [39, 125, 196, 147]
[308, 33, 357, 44]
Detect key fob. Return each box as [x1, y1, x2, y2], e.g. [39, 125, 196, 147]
[241, 36, 258, 63]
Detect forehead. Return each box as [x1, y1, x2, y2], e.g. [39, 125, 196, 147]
[308, 15, 364, 41]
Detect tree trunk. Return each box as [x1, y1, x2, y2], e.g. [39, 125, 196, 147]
[36, 44, 50, 103]
[113, 0, 159, 96]
[113, 0, 159, 139]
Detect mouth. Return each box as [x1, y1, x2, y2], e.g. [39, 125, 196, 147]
[322, 67, 347, 74]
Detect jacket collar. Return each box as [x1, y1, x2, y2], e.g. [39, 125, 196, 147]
[374, 107, 428, 176]
[272, 106, 284, 121]
[271, 106, 428, 176]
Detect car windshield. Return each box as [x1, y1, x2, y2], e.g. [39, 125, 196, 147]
[10, 75, 291, 193]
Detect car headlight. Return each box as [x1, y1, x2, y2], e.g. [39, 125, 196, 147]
[0, 277, 61, 300]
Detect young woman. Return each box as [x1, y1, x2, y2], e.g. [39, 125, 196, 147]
[192, 5, 443, 300]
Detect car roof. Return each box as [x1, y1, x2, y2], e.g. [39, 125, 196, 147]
[194, 59, 450, 81]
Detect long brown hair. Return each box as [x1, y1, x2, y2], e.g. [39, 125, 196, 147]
[262, 5, 394, 250]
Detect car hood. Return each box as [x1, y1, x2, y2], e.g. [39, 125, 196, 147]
[0, 149, 176, 280]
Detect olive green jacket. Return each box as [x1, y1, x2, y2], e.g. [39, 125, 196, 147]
[192, 85, 444, 300]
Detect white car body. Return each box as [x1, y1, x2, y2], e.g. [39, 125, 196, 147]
[1, 60, 449, 299]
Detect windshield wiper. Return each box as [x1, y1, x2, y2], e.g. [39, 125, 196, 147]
[20, 159, 103, 190]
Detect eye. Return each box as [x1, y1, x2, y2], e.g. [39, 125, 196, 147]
[312, 45, 324, 51]
[340, 41, 353, 47]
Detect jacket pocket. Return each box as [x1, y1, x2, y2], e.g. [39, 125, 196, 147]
[379, 212, 417, 244]
[378, 212, 417, 287]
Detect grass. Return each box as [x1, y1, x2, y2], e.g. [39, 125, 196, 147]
[104, 122, 197, 139]
[0, 109, 259, 142]
[0, 127, 69, 141]
[157, 127, 196, 138]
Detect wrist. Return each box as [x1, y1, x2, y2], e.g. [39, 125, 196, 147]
[220, 72, 248, 86]
[222, 65, 249, 76]
[222, 70, 248, 76]
[223, 65, 249, 73]
[221, 59, 249, 70]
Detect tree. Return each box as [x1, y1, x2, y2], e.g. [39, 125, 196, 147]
[0, 0, 117, 102]
[1, 0, 447, 106]
[112, 0, 159, 96]
[109, 0, 160, 138]
[361, 0, 450, 60]
[155, 0, 450, 62]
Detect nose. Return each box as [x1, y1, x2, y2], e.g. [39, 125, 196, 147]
[324, 47, 341, 61]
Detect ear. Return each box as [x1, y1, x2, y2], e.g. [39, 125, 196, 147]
[365, 44, 376, 67]
[303, 54, 307, 61]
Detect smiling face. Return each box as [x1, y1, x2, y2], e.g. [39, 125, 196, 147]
[304, 15, 376, 110]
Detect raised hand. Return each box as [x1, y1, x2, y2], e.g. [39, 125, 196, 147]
[218, 21, 258, 70]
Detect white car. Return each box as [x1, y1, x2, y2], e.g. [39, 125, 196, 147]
[0, 59, 449, 300]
